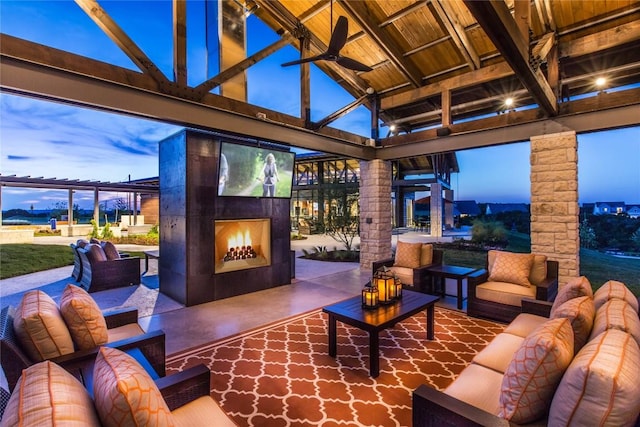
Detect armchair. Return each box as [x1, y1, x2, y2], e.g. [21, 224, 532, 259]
[372, 242, 443, 294]
[1, 290, 165, 392]
[467, 250, 559, 323]
[70, 239, 89, 281]
[77, 242, 141, 292]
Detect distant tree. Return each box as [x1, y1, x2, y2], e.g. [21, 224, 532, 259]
[579, 218, 597, 249]
[471, 220, 508, 247]
[323, 182, 359, 252]
[632, 227, 640, 250]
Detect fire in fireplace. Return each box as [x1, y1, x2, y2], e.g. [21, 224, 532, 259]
[214, 218, 271, 274]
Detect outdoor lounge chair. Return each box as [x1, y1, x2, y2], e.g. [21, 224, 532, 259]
[372, 242, 443, 294]
[70, 239, 90, 281]
[77, 243, 141, 292]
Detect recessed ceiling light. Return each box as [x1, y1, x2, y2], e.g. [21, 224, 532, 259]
[595, 77, 606, 87]
[389, 124, 397, 131]
[505, 98, 514, 107]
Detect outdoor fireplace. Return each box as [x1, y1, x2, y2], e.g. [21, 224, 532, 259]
[214, 218, 271, 274]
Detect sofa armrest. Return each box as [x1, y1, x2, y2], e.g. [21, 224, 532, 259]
[103, 307, 139, 329]
[467, 269, 488, 289]
[157, 364, 211, 411]
[535, 277, 558, 302]
[413, 385, 511, 427]
[521, 298, 553, 317]
[372, 258, 395, 274]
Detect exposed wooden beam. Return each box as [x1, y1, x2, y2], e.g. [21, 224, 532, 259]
[463, 0, 558, 115]
[430, 0, 481, 70]
[173, 0, 187, 86]
[441, 89, 451, 127]
[379, 1, 428, 27]
[299, 0, 331, 23]
[194, 33, 294, 98]
[530, 32, 554, 70]
[74, 0, 169, 87]
[340, 0, 424, 87]
[560, 20, 640, 58]
[381, 61, 514, 111]
[313, 94, 369, 130]
[513, 0, 530, 42]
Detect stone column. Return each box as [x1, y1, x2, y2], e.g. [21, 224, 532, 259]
[430, 183, 443, 237]
[359, 160, 393, 271]
[530, 131, 579, 286]
[444, 189, 454, 229]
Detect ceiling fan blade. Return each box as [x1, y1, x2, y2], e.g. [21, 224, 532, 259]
[281, 55, 325, 67]
[336, 56, 373, 72]
[327, 16, 348, 56]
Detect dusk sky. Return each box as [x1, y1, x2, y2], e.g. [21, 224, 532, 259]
[1, 1, 639, 211]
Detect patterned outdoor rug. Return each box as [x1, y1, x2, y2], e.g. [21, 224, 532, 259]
[166, 307, 504, 427]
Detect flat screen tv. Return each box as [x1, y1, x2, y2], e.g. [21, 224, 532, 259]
[218, 141, 295, 198]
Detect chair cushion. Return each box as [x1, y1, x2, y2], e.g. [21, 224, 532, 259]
[503, 313, 547, 338]
[420, 244, 433, 266]
[549, 329, 640, 426]
[101, 241, 121, 260]
[472, 333, 525, 374]
[590, 298, 640, 348]
[13, 290, 75, 361]
[394, 241, 422, 268]
[475, 281, 537, 307]
[172, 396, 238, 427]
[499, 318, 574, 424]
[488, 251, 547, 286]
[550, 276, 593, 317]
[59, 284, 108, 350]
[444, 363, 504, 416]
[387, 266, 414, 286]
[550, 295, 595, 353]
[107, 323, 145, 343]
[488, 251, 534, 287]
[93, 347, 175, 427]
[86, 243, 108, 263]
[593, 280, 639, 313]
[2, 360, 101, 426]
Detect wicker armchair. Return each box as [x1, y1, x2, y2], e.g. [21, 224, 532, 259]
[372, 244, 444, 294]
[77, 243, 141, 292]
[0, 305, 165, 392]
[70, 239, 90, 281]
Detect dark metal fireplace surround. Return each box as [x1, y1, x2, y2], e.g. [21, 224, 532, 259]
[159, 129, 292, 306]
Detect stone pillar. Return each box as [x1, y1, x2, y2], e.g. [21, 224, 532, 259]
[359, 160, 393, 271]
[430, 183, 443, 237]
[444, 189, 454, 229]
[530, 131, 579, 286]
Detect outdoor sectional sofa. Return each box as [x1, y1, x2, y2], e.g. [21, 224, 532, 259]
[413, 277, 640, 426]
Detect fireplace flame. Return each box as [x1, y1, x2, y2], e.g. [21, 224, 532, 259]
[228, 229, 252, 250]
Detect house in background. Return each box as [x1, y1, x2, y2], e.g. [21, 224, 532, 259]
[593, 202, 626, 215]
[453, 201, 481, 218]
[626, 205, 640, 219]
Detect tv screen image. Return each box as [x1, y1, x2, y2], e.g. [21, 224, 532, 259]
[218, 141, 295, 198]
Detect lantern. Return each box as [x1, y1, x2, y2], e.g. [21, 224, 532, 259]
[374, 268, 396, 304]
[362, 284, 379, 309]
[395, 277, 403, 299]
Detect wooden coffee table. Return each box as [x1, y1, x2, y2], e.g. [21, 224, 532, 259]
[322, 290, 439, 377]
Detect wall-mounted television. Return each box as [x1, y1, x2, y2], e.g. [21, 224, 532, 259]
[218, 141, 295, 198]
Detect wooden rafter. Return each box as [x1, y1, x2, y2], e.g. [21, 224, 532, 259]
[314, 94, 369, 130]
[463, 0, 558, 115]
[74, 0, 169, 87]
[379, 1, 428, 28]
[533, 0, 556, 32]
[194, 33, 294, 99]
[430, 0, 481, 70]
[173, 0, 187, 86]
[530, 32, 554, 70]
[560, 21, 640, 59]
[340, 0, 424, 87]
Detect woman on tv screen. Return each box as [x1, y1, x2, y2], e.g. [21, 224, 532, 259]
[259, 153, 280, 197]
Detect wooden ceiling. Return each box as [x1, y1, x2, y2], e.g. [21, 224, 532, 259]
[0, 0, 638, 167]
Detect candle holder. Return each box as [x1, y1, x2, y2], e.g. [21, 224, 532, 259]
[395, 277, 403, 299]
[374, 267, 396, 305]
[362, 283, 379, 309]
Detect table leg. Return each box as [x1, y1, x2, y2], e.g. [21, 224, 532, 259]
[457, 279, 463, 310]
[143, 254, 150, 275]
[369, 332, 379, 377]
[328, 315, 337, 357]
[426, 305, 435, 340]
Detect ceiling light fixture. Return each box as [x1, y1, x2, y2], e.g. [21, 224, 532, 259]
[389, 124, 397, 132]
[595, 77, 607, 87]
[505, 97, 514, 107]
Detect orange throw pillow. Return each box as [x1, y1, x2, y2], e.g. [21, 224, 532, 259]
[488, 251, 534, 287]
[394, 241, 423, 268]
[59, 284, 108, 350]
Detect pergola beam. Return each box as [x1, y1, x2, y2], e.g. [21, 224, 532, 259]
[430, 0, 481, 70]
[463, 0, 558, 115]
[313, 94, 369, 130]
[173, 0, 187, 86]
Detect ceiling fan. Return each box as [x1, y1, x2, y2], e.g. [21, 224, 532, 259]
[281, 14, 373, 72]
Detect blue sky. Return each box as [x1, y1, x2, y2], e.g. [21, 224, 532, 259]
[1, 1, 639, 211]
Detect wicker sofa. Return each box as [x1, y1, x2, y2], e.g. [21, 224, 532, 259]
[77, 242, 141, 292]
[413, 278, 640, 426]
[372, 242, 443, 294]
[467, 250, 559, 323]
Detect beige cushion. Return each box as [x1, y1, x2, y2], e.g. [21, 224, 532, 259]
[550, 276, 593, 317]
[93, 347, 175, 426]
[13, 290, 75, 361]
[101, 241, 121, 260]
[551, 295, 595, 353]
[590, 299, 640, 348]
[593, 280, 639, 313]
[2, 360, 101, 426]
[86, 243, 108, 262]
[107, 322, 145, 343]
[420, 244, 433, 266]
[387, 266, 414, 286]
[503, 313, 547, 338]
[59, 284, 108, 350]
[394, 241, 422, 268]
[488, 251, 547, 286]
[444, 363, 504, 415]
[499, 318, 574, 424]
[549, 329, 640, 426]
[488, 251, 534, 287]
[475, 281, 537, 307]
[172, 396, 238, 427]
[472, 333, 525, 374]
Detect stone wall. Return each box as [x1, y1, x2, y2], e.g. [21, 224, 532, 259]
[530, 131, 579, 286]
[359, 160, 393, 271]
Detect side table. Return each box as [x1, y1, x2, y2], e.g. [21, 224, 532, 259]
[426, 265, 478, 310]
